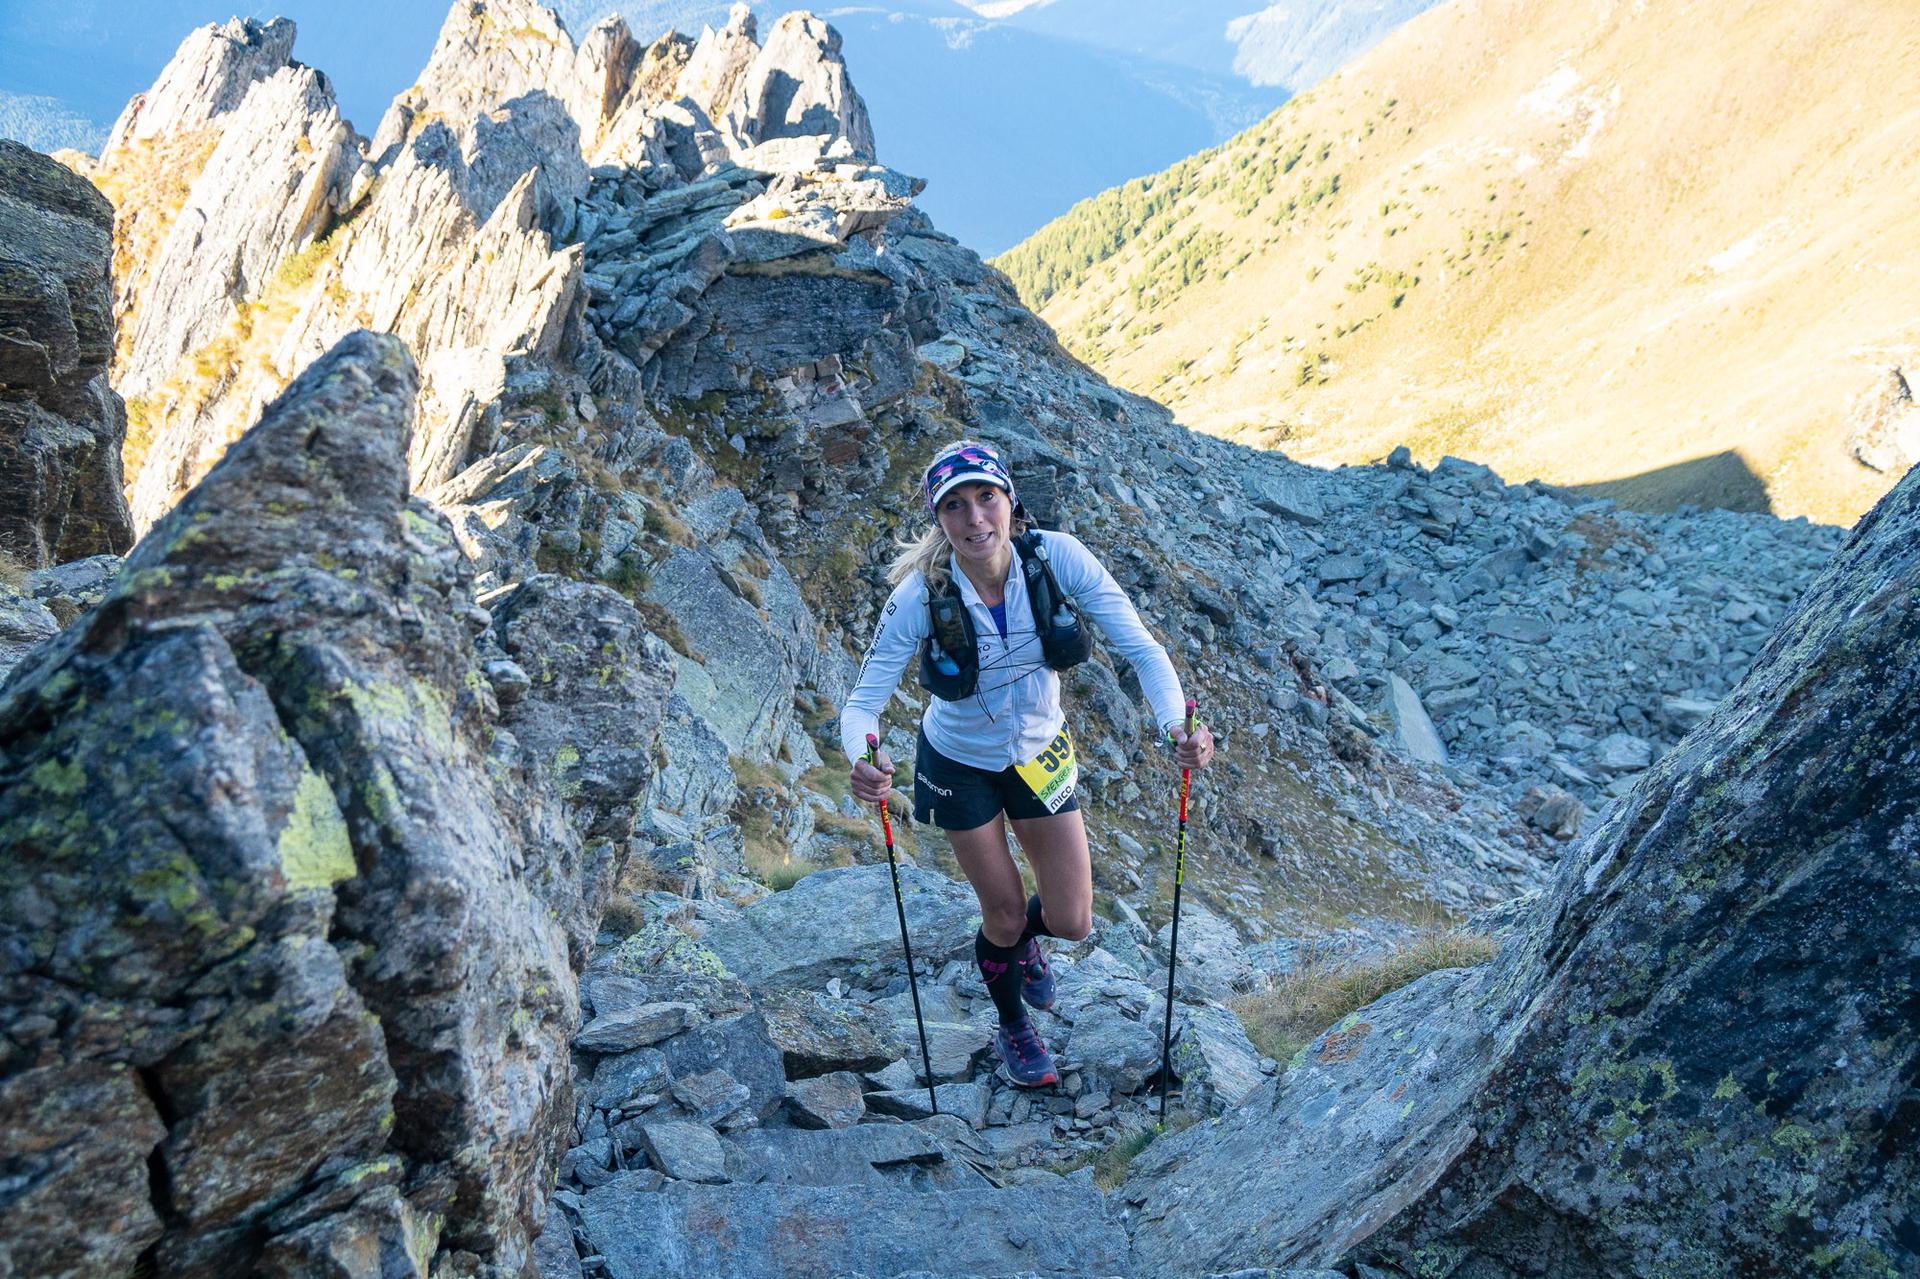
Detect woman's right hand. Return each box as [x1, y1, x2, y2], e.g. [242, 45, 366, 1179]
[850, 751, 895, 805]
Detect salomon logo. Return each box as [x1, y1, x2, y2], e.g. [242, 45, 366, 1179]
[923, 779, 954, 797]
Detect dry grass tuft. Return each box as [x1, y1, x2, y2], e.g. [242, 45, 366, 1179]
[0, 549, 31, 591]
[1052, 1112, 1200, 1190]
[1230, 930, 1497, 1069]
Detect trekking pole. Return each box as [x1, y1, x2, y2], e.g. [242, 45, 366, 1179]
[1157, 698, 1199, 1122]
[867, 733, 939, 1117]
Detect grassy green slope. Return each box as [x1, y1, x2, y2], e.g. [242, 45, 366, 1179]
[996, 0, 1920, 524]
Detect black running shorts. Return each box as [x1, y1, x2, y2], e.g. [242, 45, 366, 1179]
[911, 728, 1081, 831]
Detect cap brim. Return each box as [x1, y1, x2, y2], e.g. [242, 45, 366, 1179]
[929, 474, 1014, 508]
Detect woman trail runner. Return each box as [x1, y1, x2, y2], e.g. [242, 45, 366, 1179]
[840, 440, 1215, 1087]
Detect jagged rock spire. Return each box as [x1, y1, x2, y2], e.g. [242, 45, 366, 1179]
[726, 12, 877, 165]
[116, 65, 358, 401]
[100, 16, 298, 162]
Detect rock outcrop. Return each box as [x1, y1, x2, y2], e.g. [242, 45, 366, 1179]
[0, 332, 672, 1277]
[1846, 364, 1920, 477]
[0, 140, 135, 567]
[1123, 463, 1920, 1276]
[121, 83, 587, 527]
[724, 11, 877, 165]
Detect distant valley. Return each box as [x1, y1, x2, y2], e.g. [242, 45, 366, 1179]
[1001, 0, 1920, 523]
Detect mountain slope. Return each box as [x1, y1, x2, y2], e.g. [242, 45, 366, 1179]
[1000, 0, 1920, 523]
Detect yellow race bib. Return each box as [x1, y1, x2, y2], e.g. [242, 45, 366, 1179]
[1013, 728, 1078, 814]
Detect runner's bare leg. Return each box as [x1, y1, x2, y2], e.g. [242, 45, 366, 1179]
[1009, 809, 1093, 941]
[948, 814, 1028, 947]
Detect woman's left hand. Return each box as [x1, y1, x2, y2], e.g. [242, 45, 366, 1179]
[1170, 722, 1216, 770]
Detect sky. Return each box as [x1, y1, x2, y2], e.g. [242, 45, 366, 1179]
[0, 0, 448, 135]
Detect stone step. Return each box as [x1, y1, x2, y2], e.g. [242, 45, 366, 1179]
[575, 1177, 1131, 1279]
[723, 1118, 994, 1192]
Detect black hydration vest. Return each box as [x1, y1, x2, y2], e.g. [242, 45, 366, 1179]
[917, 530, 1095, 701]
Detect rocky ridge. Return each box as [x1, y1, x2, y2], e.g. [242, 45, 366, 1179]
[0, 1, 1890, 1275]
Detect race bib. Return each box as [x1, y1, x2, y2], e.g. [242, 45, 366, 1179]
[1013, 728, 1078, 814]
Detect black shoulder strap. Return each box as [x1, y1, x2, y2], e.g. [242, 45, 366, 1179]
[928, 574, 974, 660]
[1015, 530, 1055, 619]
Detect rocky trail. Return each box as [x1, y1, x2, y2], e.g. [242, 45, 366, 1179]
[0, 2, 1911, 1277]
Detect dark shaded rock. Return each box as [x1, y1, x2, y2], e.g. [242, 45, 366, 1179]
[724, 1122, 989, 1191]
[0, 590, 58, 684]
[0, 332, 672, 1276]
[1484, 610, 1553, 643]
[0, 139, 135, 567]
[866, 1081, 990, 1129]
[1126, 465, 1920, 1277]
[635, 1119, 728, 1183]
[669, 1067, 752, 1127]
[575, 1000, 701, 1052]
[784, 1070, 866, 1129]
[1317, 553, 1368, 583]
[588, 1047, 670, 1111]
[657, 1010, 788, 1125]
[700, 863, 980, 988]
[531, 1201, 584, 1279]
[576, 1178, 1130, 1279]
[23, 551, 120, 625]
[1244, 470, 1326, 525]
[756, 986, 903, 1078]
[590, 920, 754, 1015]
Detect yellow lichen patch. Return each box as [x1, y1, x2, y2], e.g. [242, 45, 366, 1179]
[553, 744, 583, 799]
[29, 755, 87, 799]
[278, 766, 356, 890]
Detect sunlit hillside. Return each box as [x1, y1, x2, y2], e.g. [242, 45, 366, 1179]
[997, 0, 1920, 523]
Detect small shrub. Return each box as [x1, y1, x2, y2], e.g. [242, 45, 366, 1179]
[813, 811, 873, 842]
[633, 597, 697, 659]
[747, 848, 812, 891]
[641, 497, 694, 547]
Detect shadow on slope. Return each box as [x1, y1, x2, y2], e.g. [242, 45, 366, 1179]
[1569, 449, 1773, 516]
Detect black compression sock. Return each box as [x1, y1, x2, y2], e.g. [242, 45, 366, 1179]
[974, 930, 1026, 1025]
[1020, 893, 1056, 944]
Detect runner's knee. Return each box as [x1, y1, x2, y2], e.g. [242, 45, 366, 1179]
[1050, 908, 1092, 943]
[981, 901, 1026, 947]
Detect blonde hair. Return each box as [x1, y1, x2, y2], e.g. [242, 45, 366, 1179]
[886, 504, 1030, 590]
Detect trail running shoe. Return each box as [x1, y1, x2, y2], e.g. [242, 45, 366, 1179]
[995, 1017, 1059, 1089]
[1019, 936, 1056, 1012]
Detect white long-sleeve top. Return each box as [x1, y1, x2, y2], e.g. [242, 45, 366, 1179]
[839, 530, 1187, 770]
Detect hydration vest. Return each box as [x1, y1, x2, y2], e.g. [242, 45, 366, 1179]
[917, 530, 1094, 701]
